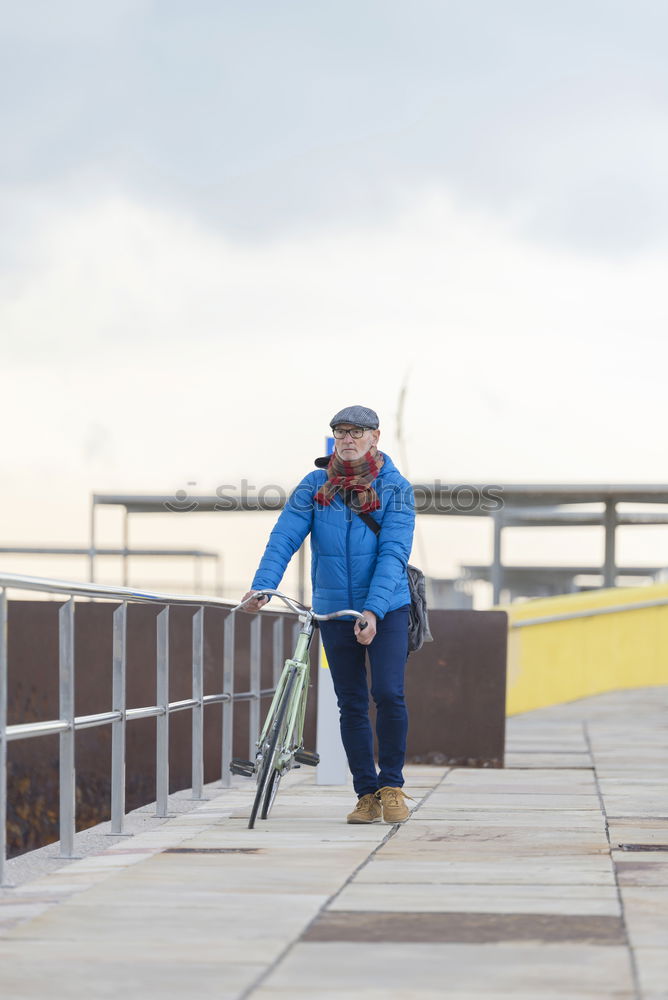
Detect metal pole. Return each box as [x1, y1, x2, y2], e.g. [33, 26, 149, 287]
[491, 511, 504, 605]
[272, 615, 284, 687]
[155, 607, 170, 817]
[89, 496, 96, 584]
[110, 602, 127, 834]
[249, 614, 262, 760]
[221, 612, 235, 787]
[192, 608, 205, 799]
[59, 599, 76, 858]
[0, 590, 8, 885]
[603, 499, 617, 589]
[122, 508, 129, 588]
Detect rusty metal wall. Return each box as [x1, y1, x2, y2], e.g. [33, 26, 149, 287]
[403, 609, 508, 767]
[5, 603, 506, 856]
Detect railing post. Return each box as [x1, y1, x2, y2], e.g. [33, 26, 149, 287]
[221, 611, 235, 787]
[110, 602, 127, 834]
[89, 495, 97, 584]
[0, 589, 8, 886]
[59, 599, 76, 858]
[491, 510, 504, 605]
[191, 607, 205, 799]
[155, 607, 169, 817]
[122, 508, 129, 588]
[272, 615, 284, 687]
[249, 614, 262, 760]
[603, 499, 617, 589]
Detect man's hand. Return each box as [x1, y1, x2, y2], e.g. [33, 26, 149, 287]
[354, 610, 377, 645]
[240, 590, 269, 613]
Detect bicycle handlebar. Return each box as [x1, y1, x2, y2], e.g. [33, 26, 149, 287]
[233, 589, 368, 627]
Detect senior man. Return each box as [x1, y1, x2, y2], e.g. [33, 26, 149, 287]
[242, 404, 416, 824]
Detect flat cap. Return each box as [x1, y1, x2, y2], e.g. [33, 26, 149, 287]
[330, 405, 380, 429]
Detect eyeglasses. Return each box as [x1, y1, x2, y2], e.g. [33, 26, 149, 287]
[332, 426, 367, 439]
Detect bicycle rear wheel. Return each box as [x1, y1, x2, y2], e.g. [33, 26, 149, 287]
[248, 665, 298, 829]
[260, 766, 281, 820]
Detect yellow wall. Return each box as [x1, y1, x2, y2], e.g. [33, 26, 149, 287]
[495, 583, 668, 715]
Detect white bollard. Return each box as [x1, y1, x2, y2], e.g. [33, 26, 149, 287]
[315, 638, 348, 785]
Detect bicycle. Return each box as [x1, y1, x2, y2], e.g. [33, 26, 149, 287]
[229, 590, 367, 829]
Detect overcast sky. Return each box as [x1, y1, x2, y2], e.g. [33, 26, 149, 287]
[2, 1, 668, 599]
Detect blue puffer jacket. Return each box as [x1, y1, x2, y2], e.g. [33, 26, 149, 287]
[251, 452, 415, 619]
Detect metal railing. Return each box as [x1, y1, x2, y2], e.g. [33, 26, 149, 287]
[0, 546, 222, 595]
[0, 572, 299, 886]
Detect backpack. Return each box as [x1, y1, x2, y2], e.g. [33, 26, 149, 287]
[405, 562, 434, 653]
[344, 499, 434, 654]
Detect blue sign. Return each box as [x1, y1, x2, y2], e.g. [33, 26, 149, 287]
[325, 436, 335, 455]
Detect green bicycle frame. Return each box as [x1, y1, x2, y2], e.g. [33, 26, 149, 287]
[255, 614, 315, 764]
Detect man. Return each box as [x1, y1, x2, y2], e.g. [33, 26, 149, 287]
[242, 404, 416, 825]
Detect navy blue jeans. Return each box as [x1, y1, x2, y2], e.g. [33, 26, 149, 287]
[319, 605, 410, 797]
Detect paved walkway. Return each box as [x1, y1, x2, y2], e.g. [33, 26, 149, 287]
[1, 687, 667, 999]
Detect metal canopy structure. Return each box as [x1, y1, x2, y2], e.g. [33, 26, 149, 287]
[409, 483, 668, 601]
[91, 483, 668, 605]
[411, 483, 668, 507]
[461, 564, 665, 601]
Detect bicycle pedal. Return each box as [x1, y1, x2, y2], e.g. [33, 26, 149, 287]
[230, 758, 256, 777]
[294, 749, 320, 767]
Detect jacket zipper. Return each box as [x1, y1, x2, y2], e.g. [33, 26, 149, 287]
[346, 516, 353, 609]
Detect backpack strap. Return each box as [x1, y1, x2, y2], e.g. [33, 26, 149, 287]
[342, 494, 381, 535]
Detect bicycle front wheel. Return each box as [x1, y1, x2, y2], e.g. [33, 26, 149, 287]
[248, 665, 298, 829]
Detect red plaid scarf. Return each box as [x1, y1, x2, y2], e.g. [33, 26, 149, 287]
[314, 446, 384, 512]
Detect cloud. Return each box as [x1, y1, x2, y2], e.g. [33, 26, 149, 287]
[2, 1, 668, 252]
[2, 187, 668, 491]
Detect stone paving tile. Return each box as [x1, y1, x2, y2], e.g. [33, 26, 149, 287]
[179, 824, 388, 847]
[0, 950, 265, 1000]
[353, 859, 617, 886]
[64, 849, 373, 895]
[396, 820, 607, 842]
[505, 753, 593, 767]
[599, 777, 668, 787]
[634, 947, 668, 998]
[0, 902, 52, 929]
[254, 992, 633, 1000]
[378, 844, 610, 862]
[409, 814, 605, 831]
[378, 833, 610, 859]
[616, 862, 668, 887]
[5, 895, 326, 966]
[418, 793, 602, 810]
[612, 848, 668, 863]
[255, 942, 635, 995]
[618, 887, 668, 947]
[444, 766, 595, 780]
[329, 883, 621, 916]
[438, 783, 597, 796]
[601, 799, 668, 817]
[303, 911, 626, 944]
[609, 821, 668, 848]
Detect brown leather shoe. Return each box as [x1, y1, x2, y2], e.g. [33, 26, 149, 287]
[376, 786, 413, 824]
[347, 793, 382, 824]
